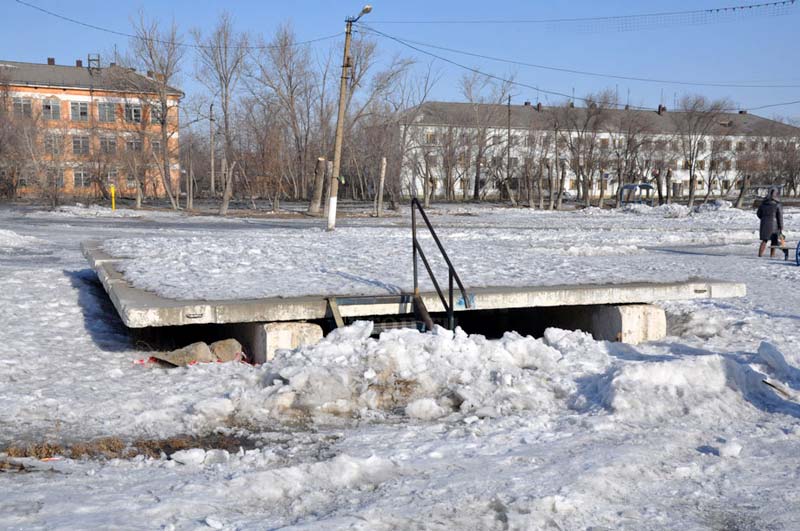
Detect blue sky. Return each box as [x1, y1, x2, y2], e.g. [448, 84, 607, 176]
[2, 0, 799, 118]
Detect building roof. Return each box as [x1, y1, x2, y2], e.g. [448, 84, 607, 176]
[405, 101, 800, 138]
[0, 59, 182, 97]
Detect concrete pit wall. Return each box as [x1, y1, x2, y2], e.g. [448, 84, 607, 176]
[132, 303, 665, 365]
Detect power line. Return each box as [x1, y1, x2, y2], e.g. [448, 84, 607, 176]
[14, 0, 342, 50]
[366, 0, 796, 32]
[360, 30, 800, 89]
[358, 24, 800, 114]
[356, 24, 652, 111]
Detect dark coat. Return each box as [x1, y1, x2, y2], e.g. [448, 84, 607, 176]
[757, 196, 783, 241]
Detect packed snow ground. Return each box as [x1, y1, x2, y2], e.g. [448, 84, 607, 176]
[1, 202, 799, 530]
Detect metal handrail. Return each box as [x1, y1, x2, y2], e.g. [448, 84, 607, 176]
[411, 198, 471, 330]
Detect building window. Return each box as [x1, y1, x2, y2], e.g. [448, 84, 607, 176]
[125, 103, 142, 123]
[683, 160, 691, 170]
[697, 160, 706, 170]
[151, 140, 162, 154]
[18, 168, 35, 187]
[722, 140, 732, 151]
[73, 168, 91, 188]
[44, 134, 63, 155]
[12, 97, 32, 118]
[42, 99, 61, 120]
[697, 141, 706, 152]
[599, 138, 609, 149]
[107, 169, 118, 184]
[125, 174, 137, 189]
[736, 141, 746, 151]
[70, 102, 89, 122]
[98, 102, 116, 123]
[72, 135, 90, 155]
[150, 104, 162, 125]
[424, 132, 437, 145]
[100, 137, 117, 154]
[723, 160, 732, 171]
[126, 138, 143, 152]
[47, 168, 64, 188]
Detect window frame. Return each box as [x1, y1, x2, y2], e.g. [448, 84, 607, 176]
[72, 135, 90, 155]
[124, 103, 142, 123]
[12, 97, 32, 118]
[42, 99, 61, 120]
[98, 102, 116, 123]
[70, 101, 89, 122]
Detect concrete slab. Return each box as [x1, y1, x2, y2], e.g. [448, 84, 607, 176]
[82, 240, 747, 329]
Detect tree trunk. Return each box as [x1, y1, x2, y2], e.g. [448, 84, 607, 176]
[688, 169, 697, 208]
[735, 174, 749, 208]
[219, 158, 233, 216]
[308, 157, 326, 215]
[376, 156, 386, 217]
[556, 163, 566, 210]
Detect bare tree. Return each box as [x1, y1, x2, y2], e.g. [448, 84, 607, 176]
[460, 72, 513, 201]
[556, 92, 613, 208]
[193, 11, 248, 215]
[671, 95, 729, 208]
[248, 24, 312, 202]
[126, 12, 185, 210]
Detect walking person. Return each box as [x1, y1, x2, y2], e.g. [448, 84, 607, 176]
[757, 187, 784, 258]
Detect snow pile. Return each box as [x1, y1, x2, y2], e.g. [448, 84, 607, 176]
[45, 204, 143, 218]
[622, 203, 690, 218]
[230, 454, 397, 503]
[0, 229, 41, 249]
[564, 244, 639, 256]
[695, 199, 732, 213]
[598, 354, 764, 422]
[246, 322, 611, 422]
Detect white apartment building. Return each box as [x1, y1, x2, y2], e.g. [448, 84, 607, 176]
[399, 101, 800, 201]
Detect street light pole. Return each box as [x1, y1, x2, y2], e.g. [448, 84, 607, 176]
[327, 5, 372, 231]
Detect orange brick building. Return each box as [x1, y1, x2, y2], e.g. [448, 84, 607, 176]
[0, 57, 182, 200]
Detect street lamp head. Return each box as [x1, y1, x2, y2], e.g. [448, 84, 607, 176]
[361, 5, 372, 15]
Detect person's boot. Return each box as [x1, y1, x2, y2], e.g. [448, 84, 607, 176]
[759, 241, 767, 257]
[771, 247, 776, 258]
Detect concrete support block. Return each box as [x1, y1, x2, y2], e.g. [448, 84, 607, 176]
[232, 322, 323, 364]
[589, 304, 666, 344]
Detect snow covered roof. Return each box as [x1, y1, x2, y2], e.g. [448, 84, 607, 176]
[406, 101, 800, 137]
[0, 59, 182, 97]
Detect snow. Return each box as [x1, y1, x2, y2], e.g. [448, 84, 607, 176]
[103, 204, 778, 300]
[0, 203, 799, 529]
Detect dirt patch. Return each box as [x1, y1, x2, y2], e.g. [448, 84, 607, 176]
[2, 433, 257, 461]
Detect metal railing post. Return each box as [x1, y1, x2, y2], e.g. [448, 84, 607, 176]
[412, 199, 418, 295]
[409, 198, 471, 331]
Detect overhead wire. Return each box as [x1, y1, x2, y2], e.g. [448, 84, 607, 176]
[357, 24, 800, 113]
[14, 0, 342, 50]
[362, 32, 800, 89]
[366, 0, 796, 30]
[356, 24, 651, 111]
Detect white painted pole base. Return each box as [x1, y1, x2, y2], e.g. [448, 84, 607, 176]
[326, 196, 338, 231]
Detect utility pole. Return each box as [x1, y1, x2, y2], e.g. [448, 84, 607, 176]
[327, 5, 372, 231]
[507, 95, 512, 191]
[209, 103, 215, 196]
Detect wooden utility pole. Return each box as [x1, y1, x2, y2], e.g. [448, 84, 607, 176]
[507, 95, 512, 189]
[327, 5, 372, 231]
[209, 103, 215, 196]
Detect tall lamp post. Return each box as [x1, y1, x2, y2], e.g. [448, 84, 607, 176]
[327, 4, 372, 231]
